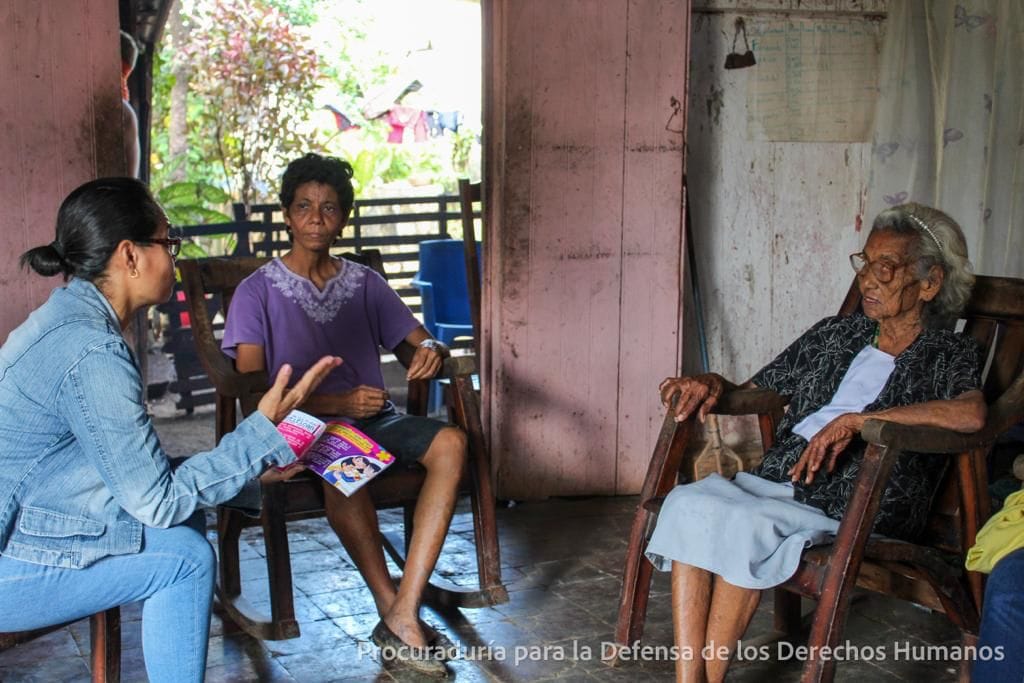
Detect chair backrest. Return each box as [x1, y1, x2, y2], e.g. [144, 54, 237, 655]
[458, 179, 483, 354]
[415, 239, 480, 329]
[836, 274, 1024, 552]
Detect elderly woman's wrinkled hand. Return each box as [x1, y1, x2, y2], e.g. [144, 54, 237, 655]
[789, 413, 866, 484]
[258, 355, 342, 424]
[659, 374, 724, 423]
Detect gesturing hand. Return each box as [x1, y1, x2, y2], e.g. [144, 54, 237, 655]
[788, 413, 864, 485]
[258, 355, 342, 424]
[658, 374, 724, 423]
[406, 339, 447, 380]
[339, 385, 390, 419]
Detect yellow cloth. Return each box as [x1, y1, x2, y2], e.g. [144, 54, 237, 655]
[966, 487, 1024, 573]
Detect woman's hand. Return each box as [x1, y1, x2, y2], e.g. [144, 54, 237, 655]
[659, 374, 725, 423]
[259, 461, 307, 484]
[789, 413, 865, 484]
[336, 385, 389, 419]
[258, 355, 342, 424]
[406, 339, 448, 380]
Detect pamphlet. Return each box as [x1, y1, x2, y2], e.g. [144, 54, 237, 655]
[275, 410, 395, 496]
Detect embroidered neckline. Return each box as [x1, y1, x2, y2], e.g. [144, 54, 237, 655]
[263, 257, 364, 324]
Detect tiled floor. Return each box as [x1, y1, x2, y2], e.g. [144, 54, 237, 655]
[0, 407, 970, 682]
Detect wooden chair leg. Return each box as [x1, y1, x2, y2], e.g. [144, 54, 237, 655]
[261, 483, 299, 640]
[800, 444, 897, 683]
[453, 373, 507, 605]
[613, 415, 694, 653]
[215, 492, 299, 640]
[216, 506, 244, 598]
[613, 505, 656, 650]
[89, 607, 120, 683]
[773, 588, 802, 637]
[387, 367, 508, 610]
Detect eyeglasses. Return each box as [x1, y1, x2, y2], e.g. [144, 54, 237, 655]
[136, 236, 182, 258]
[849, 252, 911, 284]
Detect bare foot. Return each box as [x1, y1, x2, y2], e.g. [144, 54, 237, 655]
[383, 611, 428, 649]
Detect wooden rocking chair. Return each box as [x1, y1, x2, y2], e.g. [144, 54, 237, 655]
[613, 274, 1024, 682]
[178, 251, 508, 641]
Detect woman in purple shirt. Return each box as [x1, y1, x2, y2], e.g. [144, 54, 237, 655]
[222, 153, 464, 676]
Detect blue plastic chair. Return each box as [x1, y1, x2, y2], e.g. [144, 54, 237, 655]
[412, 239, 481, 412]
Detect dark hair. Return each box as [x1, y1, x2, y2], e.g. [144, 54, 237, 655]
[279, 153, 355, 217]
[20, 177, 165, 282]
[120, 30, 139, 71]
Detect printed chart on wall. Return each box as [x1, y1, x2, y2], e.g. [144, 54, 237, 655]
[746, 17, 882, 142]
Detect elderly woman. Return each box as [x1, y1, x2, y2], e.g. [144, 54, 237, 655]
[647, 203, 985, 683]
[0, 178, 338, 683]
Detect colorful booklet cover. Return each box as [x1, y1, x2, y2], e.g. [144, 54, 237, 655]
[275, 410, 395, 497]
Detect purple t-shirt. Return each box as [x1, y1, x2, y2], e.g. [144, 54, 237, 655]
[221, 258, 420, 394]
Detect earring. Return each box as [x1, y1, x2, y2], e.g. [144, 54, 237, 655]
[130, 268, 139, 278]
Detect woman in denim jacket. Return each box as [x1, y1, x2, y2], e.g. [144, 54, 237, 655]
[0, 178, 339, 682]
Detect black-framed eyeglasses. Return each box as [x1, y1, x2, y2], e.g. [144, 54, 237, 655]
[136, 236, 182, 258]
[849, 252, 911, 284]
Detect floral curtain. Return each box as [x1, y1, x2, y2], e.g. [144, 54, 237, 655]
[866, 0, 1023, 277]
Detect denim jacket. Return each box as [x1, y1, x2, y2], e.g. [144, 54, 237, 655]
[0, 278, 294, 569]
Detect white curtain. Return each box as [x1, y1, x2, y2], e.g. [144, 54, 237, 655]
[866, 0, 1024, 277]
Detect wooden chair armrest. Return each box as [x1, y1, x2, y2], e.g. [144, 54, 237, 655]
[713, 388, 789, 416]
[860, 377, 1024, 453]
[442, 354, 477, 379]
[860, 419, 997, 454]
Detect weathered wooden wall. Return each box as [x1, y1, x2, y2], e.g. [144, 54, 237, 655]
[484, 0, 887, 497]
[0, 0, 125, 341]
[485, 0, 692, 498]
[684, 0, 884, 402]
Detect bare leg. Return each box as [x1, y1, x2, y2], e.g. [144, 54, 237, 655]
[322, 485, 398, 616]
[672, 561, 712, 683]
[383, 426, 467, 648]
[704, 575, 761, 683]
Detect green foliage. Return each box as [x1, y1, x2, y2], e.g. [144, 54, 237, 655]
[149, 0, 484, 213]
[156, 180, 235, 258]
[181, 0, 323, 206]
[157, 181, 232, 225]
[265, 0, 318, 26]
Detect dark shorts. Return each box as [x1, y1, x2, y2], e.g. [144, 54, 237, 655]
[349, 404, 450, 465]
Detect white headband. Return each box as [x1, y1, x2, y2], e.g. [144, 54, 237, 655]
[908, 214, 944, 252]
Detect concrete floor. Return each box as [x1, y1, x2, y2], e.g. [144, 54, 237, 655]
[0, 404, 971, 682]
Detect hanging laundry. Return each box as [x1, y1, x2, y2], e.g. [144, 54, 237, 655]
[323, 104, 360, 132]
[437, 111, 462, 134]
[426, 111, 444, 138]
[387, 106, 429, 143]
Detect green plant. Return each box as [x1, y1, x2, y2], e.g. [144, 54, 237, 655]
[182, 0, 323, 207]
[156, 181, 235, 258]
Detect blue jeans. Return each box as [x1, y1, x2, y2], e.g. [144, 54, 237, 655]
[0, 512, 214, 683]
[974, 547, 1024, 682]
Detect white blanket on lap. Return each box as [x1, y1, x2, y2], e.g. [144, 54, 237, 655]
[645, 472, 840, 589]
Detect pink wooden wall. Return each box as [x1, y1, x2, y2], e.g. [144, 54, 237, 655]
[484, 0, 691, 498]
[0, 0, 125, 342]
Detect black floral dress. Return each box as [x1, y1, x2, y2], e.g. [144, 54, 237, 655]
[749, 314, 982, 540]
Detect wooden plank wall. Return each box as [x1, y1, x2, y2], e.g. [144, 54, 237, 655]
[485, 0, 691, 498]
[0, 0, 124, 342]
